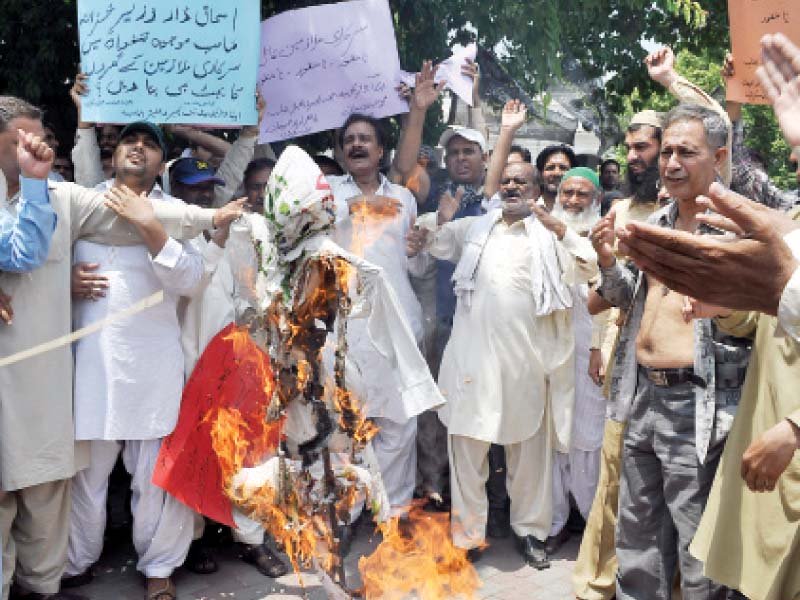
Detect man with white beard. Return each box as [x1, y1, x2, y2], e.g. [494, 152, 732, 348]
[546, 168, 607, 555]
[409, 160, 598, 568]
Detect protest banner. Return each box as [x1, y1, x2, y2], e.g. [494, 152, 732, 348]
[258, 0, 408, 143]
[76, 0, 260, 124]
[727, 0, 800, 104]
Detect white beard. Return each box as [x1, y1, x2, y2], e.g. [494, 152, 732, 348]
[551, 202, 601, 235]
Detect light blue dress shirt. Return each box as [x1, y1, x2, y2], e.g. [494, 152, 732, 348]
[0, 176, 57, 272]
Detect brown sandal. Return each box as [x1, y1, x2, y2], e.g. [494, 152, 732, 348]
[145, 577, 176, 600]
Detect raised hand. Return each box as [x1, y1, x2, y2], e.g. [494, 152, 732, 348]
[412, 60, 446, 112]
[461, 57, 480, 104]
[437, 187, 463, 225]
[618, 183, 799, 315]
[645, 46, 678, 88]
[242, 91, 266, 137]
[590, 209, 617, 267]
[757, 33, 800, 149]
[17, 129, 54, 179]
[501, 99, 527, 132]
[212, 198, 247, 229]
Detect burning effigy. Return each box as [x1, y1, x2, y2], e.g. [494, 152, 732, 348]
[159, 146, 479, 598]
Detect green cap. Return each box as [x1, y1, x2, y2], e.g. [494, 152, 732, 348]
[561, 166, 600, 189]
[119, 121, 168, 160]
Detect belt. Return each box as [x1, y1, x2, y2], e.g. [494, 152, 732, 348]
[638, 365, 707, 389]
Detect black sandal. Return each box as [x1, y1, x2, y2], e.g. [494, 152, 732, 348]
[241, 543, 289, 578]
[184, 539, 218, 574]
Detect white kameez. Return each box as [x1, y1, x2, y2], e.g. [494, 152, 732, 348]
[551, 283, 606, 534]
[69, 190, 204, 578]
[330, 176, 424, 511]
[416, 211, 597, 547]
[418, 214, 596, 446]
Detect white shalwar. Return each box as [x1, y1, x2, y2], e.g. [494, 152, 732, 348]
[417, 211, 597, 548]
[550, 283, 606, 535]
[67, 189, 201, 578]
[179, 231, 265, 546]
[331, 175, 424, 513]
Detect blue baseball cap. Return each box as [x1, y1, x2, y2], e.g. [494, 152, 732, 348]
[170, 157, 225, 186]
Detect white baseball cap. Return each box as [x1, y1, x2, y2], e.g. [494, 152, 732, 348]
[438, 126, 487, 153]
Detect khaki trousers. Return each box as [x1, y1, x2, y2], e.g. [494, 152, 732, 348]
[448, 422, 553, 550]
[0, 479, 71, 599]
[573, 419, 624, 600]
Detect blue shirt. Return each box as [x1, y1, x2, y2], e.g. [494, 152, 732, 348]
[0, 177, 57, 272]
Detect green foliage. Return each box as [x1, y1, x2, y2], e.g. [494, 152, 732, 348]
[614, 48, 795, 189]
[0, 0, 791, 191]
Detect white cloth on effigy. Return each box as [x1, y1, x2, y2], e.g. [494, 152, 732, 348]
[331, 175, 424, 513]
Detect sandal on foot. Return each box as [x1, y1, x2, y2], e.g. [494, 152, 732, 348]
[184, 538, 218, 574]
[241, 543, 289, 578]
[145, 577, 176, 600]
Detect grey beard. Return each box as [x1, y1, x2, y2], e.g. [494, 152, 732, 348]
[551, 203, 601, 234]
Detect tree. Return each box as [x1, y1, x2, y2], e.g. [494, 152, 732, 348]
[615, 48, 796, 190]
[0, 0, 737, 152]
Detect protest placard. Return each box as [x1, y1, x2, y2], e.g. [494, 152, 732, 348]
[77, 0, 260, 124]
[258, 0, 408, 143]
[727, 0, 800, 104]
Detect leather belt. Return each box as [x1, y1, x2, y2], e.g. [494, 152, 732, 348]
[638, 365, 707, 389]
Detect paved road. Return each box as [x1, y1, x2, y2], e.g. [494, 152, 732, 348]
[71, 522, 580, 600]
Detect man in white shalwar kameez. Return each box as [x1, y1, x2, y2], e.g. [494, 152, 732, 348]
[410, 160, 598, 569]
[63, 123, 243, 600]
[0, 98, 241, 600]
[546, 168, 608, 555]
[327, 113, 425, 515]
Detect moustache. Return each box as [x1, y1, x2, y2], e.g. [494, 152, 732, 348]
[348, 148, 368, 159]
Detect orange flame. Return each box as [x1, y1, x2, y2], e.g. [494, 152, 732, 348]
[348, 196, 402, 257]
[359, 503, 482, 600]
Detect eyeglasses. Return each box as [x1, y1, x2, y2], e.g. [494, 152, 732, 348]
[501, 177, 531, 186]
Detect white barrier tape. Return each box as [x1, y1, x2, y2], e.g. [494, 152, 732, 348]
[0, 290, 164, 368]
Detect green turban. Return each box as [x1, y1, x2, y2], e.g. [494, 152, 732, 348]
[561, 166, 600, 190]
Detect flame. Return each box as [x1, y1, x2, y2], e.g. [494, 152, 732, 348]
[348, 195, 402, 257]
[359, 503, 482, 600]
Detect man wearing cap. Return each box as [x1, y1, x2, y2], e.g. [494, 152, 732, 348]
[0, 94, 242, 600]
[544, 168, 607, 556]
[62, 121, 245, 600]
[410, 158, 598, 568]
[535, 144, 577, 213]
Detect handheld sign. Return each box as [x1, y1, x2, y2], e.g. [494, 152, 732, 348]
[727, 0, 799, 104]
[258, 0, 408, 143]
[77, 0, 260, 124]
